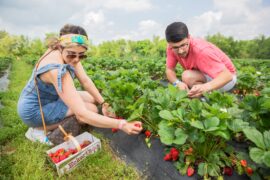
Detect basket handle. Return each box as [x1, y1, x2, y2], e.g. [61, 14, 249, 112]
[58, 125, 82, 152]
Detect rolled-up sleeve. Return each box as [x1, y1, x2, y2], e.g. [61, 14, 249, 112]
[166, 47, 178, 69]
[57, 64, 75, 92]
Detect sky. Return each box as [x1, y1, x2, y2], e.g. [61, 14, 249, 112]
[0, 0, 270, 44]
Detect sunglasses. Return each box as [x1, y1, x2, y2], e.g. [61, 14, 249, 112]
[65, 51, 87, 60]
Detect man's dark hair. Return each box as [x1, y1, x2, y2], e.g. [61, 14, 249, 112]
[165, 22, 189, 43]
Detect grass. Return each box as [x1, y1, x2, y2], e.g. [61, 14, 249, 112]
[0, 59, 140, 180]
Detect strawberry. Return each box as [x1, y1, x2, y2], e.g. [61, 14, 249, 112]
[170, 148, 179, 161]
[253, 90, 260, 96]
[246, 167, 253, 176]
[184, 147, 193, 155]
[164, 153, 172, 161]
[52, 157, 59, 164]
[59, 155, 66, 162]
[145, 130, 151, 138]
[240, 160, 247, 167]
[55, 148, 65, 156]
[83, 140, 91, 146]
[171, 151, 179, 161]
[64, 151, 71, 157]
[187, 166, 194, 177]
[112, 128, 118, 133]
[223, 167, 233, 176]
[49, 153, 54, 158]
[134, 123, 141, 128]
[170, 147, 177, 154]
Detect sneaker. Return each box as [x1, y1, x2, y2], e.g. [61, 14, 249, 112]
[25, 127, 53, 146]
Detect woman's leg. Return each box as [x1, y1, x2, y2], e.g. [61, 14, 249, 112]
[37, 91, 97, 131]
[64, 91, 98, 118]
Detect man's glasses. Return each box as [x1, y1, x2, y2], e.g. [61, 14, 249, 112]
[171, 42, 189, 51]
[65, 51, 87, 60]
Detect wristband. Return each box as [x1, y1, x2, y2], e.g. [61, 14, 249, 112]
[172, 79, 181, 87]
[118, 120, 127, 130]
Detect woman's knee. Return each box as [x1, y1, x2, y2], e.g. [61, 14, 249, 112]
[78, 91, 95, 104]
[65, 102, 98, 118]
[85, 103, 98, 113]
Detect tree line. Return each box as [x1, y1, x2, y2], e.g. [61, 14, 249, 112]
[0, 30, 270, 60]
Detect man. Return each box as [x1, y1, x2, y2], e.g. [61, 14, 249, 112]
[165, 22, 237, 98]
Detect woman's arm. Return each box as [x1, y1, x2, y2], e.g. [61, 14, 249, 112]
[74, 62, 105, 104]
[47, 69, 142, 134]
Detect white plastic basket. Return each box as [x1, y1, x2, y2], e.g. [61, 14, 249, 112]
[46, 132, 101, 176]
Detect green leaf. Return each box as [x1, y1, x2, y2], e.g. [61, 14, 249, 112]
[198, 163, 206, 177]
[190, 121, 204, 129]
[243, 128, 265, 150]
[264, 131, 270, 149]
[204, 127, 219, 132]
[263, 151, 270, 167]
[128, 104, 144, 121]
[175, 90, 188, 101]
[249, 147, 265, 164]
[211, 130, 230, 140]
[158, 121, 175, 145]
[179, 163, 188, 175]
[173, 128, 188, 145]
[189, 99, 202, 115]
[176, 108, 185, 121]
[208, 164, 220, 177]
[204, 117, 220, 129]
[228, 119, 249, 132]
[159, 110, 174, 120]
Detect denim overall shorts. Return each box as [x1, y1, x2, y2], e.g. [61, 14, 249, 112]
[17, 64, 75, 127]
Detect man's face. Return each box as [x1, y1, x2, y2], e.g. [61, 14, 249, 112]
[169, 37, 190, 58]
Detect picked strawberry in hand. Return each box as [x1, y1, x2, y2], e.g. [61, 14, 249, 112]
[134, 123, 141, 128]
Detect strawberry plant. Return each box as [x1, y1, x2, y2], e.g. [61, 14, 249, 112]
[243, 128, 270, 178]
[240, 94, 270, 131]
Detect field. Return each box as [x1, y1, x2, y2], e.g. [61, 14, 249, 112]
[0, 34, 270, 179]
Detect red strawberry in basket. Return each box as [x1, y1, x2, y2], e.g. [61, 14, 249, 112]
[52, 157, 60, 164]
[59, 155, 66, 162]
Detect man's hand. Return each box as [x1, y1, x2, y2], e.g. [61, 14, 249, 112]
[176, 82, 189, 91]
[188, 84, 211, 98]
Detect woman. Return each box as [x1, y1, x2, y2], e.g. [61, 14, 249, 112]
[17, 24, 142, 145]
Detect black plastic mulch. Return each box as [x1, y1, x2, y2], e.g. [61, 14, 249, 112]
[94, 128, 249, 180]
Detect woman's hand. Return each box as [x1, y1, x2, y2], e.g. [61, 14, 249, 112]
[121, 121, 143, 135]
[102, 103, 116, 118]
